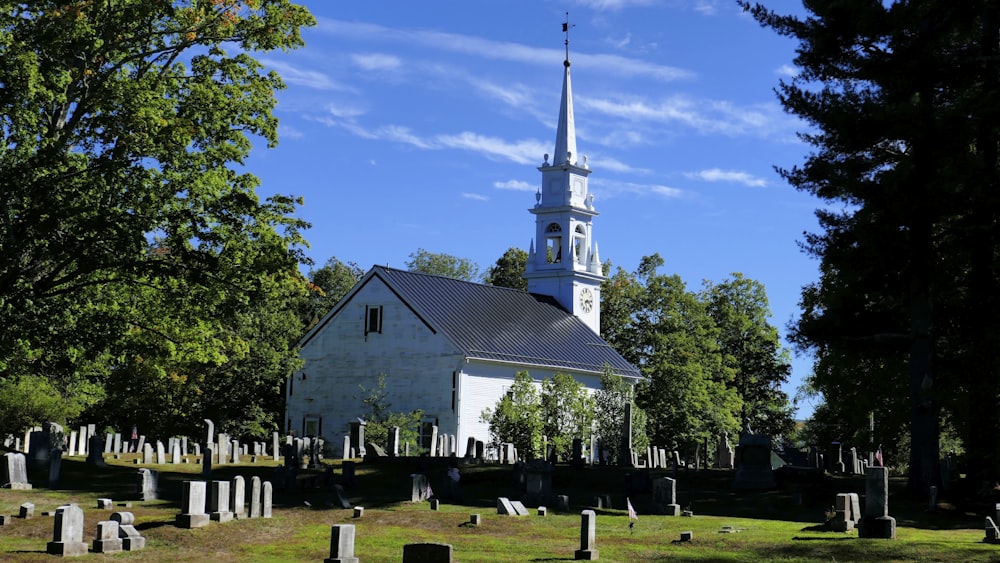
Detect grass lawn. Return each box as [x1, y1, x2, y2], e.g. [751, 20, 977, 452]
[2, 452, 998, 562]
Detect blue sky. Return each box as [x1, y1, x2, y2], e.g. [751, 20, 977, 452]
[245, 1, 822, 417]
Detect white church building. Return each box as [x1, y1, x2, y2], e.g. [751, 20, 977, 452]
[285, 47, 640, 457]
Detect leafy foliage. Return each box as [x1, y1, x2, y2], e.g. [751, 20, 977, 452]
[358, 374, 423, 454]
[0, 1, 316, 437]
[481, 371, 542, 460]
[540, 373, 595, 459]
[484, 247, 528, 290]
[405, 248, 481, 281]
[304, 257, 364, 328]
[593, 367, 648, 465]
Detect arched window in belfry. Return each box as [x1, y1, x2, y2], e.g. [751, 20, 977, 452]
[545, 223, 562, 264]
[573, 224, 587, 264]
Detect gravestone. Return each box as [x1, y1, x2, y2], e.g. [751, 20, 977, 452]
[48, 448, 62, 488]
[87, 435, 106, 467]
[389, 426, 400, 457]
[97, 498, 112, 510]
[262, 481, 273, 518]
[92, 520, 122, 554]
[717, 431, 734, 469]
[428, 425, 438, 457]
[342, 436, 351, 460]
[2, 452, 31, 489]
[343, 460, 357, 488]
[142, 443, 153, 465]
[349, 420, 367, 458]
[272, 432, 281, 462]
[510, 500, 530, 516]
[202, 444, 214, 477]
[333, 484, 352, 509]
[249, 476, 262, 518]
[46, 504, 88, 556]
[209, 480, 233, 522]
[155, 441, 165, 465]
[652, 477, 681, 516]
[732, 433, 776, 490]
[171, 443, 181, 464]
[204, 419, 214, 452]
[231, 475, 246, 519]
[411, 473, 431, 502]
[182, 436, 188, 456]
[118, 523, 146, 551]
[217, 433, 229, 464]
[986, 517, 1000, 544]
[828, 442, 844, 474]
[19, 502, 34, 519]
[231, 439, 240, 464]
[574, 510, 598, 560]
[858, 466, 896, 539]
[525, 460, 554, 505]
[325, 524, 360, 563]
[403, 543, 453, 563]
[68, 432, 77, 457]
[137, 468, 158, 501]
[78, 426, 88, 457]
[465, 436, 476, 458]
[572, 438, 585, 469]
[27, 429, 51, 469]
[475, 440, 485, 461]
[831, 493, 855, 532]
[496, 497, 518, 515]
[176, 481, 210, 528]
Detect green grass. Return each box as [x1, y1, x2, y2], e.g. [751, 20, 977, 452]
[2, 453, 999, 562]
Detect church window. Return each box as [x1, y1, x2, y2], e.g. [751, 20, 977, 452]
[304, 417, 320, 437]
[545, 223, 562, 264]
[365, 305, 383, 336]
[573, 225, 586, 264]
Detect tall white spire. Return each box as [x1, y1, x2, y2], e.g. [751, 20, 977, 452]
[553, 59, 577, 166]
[553, 16, 577, 167]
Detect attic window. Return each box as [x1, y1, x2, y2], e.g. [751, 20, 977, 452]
[365, 305, 383, 336]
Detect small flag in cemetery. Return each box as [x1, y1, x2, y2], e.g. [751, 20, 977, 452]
[875, 445, 884, 467]
[627, 497, 637, 520]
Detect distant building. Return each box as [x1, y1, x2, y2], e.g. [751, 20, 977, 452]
[285, 47, 639, 456]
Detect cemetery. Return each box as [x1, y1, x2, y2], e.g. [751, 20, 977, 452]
[1, 430, 999, 562]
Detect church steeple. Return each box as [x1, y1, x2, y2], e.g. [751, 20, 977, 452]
[523, 17, 605, 335]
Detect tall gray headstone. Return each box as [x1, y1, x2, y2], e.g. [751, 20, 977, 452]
[155, 441, 165, 465]
[113, 433, 122, 454]
[176, 481, 210, 528]
[48, 448, 62, 489]
[574, 510, 598, 560]
[92, 520, 122, 554]
[262, 480, 273, 518]
[78, 425, 88, 457]
[46, 504, 88, 556]
[142, 443, 153, 465]
[325, 524, 360, 563]
[87, 435, 106, 467]
[67, 432, 77, 458]
[204, 419, 214, 451]
[231, 475, 246, 519]
[137, 468, 158, 501]
[249, 476, 262, 518]
[272, 431, 280, 462]
[652, 476, 680, 516]
[620, 403, 633, 467]
[2, 452, 31, 489]
[859, 466, 896, 539]
[389, 426, 400, 457]
[202, 444, 214, 477]
[209, 480, 233, 522]
[429, 425, 439, 457]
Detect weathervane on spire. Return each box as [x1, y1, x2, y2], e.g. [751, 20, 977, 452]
[562, 12, 574, 66]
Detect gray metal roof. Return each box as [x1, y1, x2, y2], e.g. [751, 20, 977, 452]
[373, 266, 640, 378]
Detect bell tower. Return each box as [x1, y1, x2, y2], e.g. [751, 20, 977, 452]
[523, 21, 604, 334]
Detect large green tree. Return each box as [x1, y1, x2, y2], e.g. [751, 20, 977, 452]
[484, 247, 528, 290]
[0, 1, 315, 435]
[540, 373, 595, 460]
[405, 248, 481, 282]
[701, 273, 794, 439]
[304, 257, 364, 328]
[743, 1, 1000, 490]
[602, 255, 740, 453]
[481, 371, 543, 460]
[593, 367, 648, 465]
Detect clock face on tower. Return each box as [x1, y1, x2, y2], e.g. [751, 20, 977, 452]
[579, 288, 594, 313]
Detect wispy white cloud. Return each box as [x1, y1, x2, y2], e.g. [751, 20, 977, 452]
[776, 64, 797, 78]
[694, 0, 720, 15]
[314, 17, 692, 82]
[686, 168, 768, 187]
[494, 180, 536, 192]
[607, 32, 632, 49]
[579, 94, 791, 138]
[593, 155, 651, 174]
[278, 124, 304, 140]
[325, 103, 366, 119]
[261, 59, 346, 91]
[593, 179, 684, 199]
[351, 53, 402, 71]
[462, 193, 490, 202]
[573, 0, 659, 10]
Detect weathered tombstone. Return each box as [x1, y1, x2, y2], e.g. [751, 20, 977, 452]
[113, 433, 122, 455]
[231, 475, 246, 519]
[986, 517, 1000, 544]
[249, 476, 262, 518]
[181, 436, 188, 456]
[389, 426, 400, 457]
[176, 481, 210, 528]
[849, 493, 861, 525]
[342, 436, 351, 460]
[27, 429, 51, 469]
[403, 543, 453, 563]
[262, 480, 273, 518]
[204, 419, 214, 452]
[620, 403, 633, 467]
[470, 513, 481, 525]
[2, 452, 31, 489]
[353, 506, 365, 518]
[19, 502, 34, 519]
[193, 442, 201, 457]
[411, 473, 430, 502]
[118, 523, 146, 551]
[48, 448, 62, 488]
[209, 480, 233, 522]
[142, 443, 153, 465]
[155, 440, 166, 465]
[47, 504, 88, 556]
[475, 440, 485, 461]
[349, 420, 367, 458]
[496, 497, 518, 515]
[325, 524, 360, 563]
[828, 442, 845, 474]
[202, 444, 214, 477]
[831, 493, 855, 532]
[137, 468, 158, 501]
[510, 500, 530, 516]
[137, 435, 146, 453]
[68, 432, 78, 457]
[652, 477, 680, 516]
[574, 510, 598, 560]
[464, 436, 476, 458]
[217, 433, 229, 465]
[430, 498, 440, 511]
[92, 520, 122, 554]
[272, 432, 280, 461]
[858, 466, 896, 539]
[97, 498, 112, 510]
[87, 435, 106, 467]
[848, 447, 860, 475]
[732, 434, 776, 490]
[428, 425, 439, 457]
[78, 426, 88, 457]
[525, 460, 553, 505]
[171, 443, 181, 464]
[717, 431, 734, 469]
